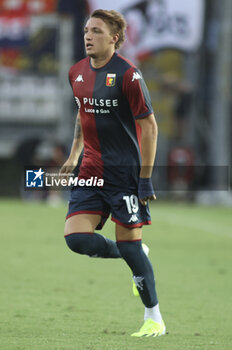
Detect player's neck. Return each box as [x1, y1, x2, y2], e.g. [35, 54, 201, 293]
[90, 50, 115, 69]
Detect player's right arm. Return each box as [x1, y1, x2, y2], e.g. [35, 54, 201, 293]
[60, 111, 83, 175]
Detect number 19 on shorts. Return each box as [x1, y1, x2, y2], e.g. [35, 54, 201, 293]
[123, 195, 139, 214]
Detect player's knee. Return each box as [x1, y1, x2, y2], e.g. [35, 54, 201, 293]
[65, 233, 93, 255]
[117, 240, 142, 260]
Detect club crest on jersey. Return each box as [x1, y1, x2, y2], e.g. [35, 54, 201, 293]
[106, 73, 116, 87]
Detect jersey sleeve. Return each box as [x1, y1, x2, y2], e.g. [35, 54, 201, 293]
[68, 66, 75, 88]
[68, 65, 80, 110]
[122, 67, 153, 120]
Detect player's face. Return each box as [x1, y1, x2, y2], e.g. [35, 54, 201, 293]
[84, 17, 116, 59]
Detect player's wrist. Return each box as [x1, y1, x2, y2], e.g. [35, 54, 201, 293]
[138, 177, 155, 199]
[139, 165, 153, 179]
[68, 152, 79, 164]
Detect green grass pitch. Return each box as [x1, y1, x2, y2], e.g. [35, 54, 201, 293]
[0, 199, 232, 350]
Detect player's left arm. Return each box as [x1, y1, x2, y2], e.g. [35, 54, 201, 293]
[136, 114, 158, 205]
[122, 67, 158, 205]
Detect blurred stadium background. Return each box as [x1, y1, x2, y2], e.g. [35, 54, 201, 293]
[0, 0, 231, 203]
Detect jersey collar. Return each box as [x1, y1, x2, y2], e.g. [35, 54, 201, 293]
[89, 52, 118, 72]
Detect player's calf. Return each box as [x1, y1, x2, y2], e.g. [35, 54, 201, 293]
[117, 240, 158, 307]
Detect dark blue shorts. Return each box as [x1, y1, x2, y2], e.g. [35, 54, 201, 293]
[66, 187, 151, 229]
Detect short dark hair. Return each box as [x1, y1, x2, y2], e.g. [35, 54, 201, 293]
[90, 9, 127, 50]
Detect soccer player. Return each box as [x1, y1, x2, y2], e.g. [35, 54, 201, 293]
[60, 9, 166, 337]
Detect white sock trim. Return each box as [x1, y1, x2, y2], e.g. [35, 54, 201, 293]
[144, 303, 162, 324]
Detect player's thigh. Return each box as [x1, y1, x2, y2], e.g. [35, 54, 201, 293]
[115, 223, 142, 241]
[64, 214, 101, 235]
[65, 187, 110, 234]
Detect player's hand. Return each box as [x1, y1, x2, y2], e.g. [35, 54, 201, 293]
[138, 177, 156, 206]
[59, 158, 77, 180]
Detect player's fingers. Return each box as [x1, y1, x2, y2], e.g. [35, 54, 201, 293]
[59, 166, 70, 181]
[59, 166, 66, 175]
[59, 170, 65, 178]
[149, 194, 156, 201]
[139, 198, 148, 206]
[139, 193, 156, 205]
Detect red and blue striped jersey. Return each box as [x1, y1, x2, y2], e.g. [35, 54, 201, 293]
[69, 52, 153, 190]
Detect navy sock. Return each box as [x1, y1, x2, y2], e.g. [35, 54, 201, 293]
[65, 232, 121, 258]
[117, 240, 158, 308]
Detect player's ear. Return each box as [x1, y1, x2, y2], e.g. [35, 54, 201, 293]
[111, 33, 119, 46]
